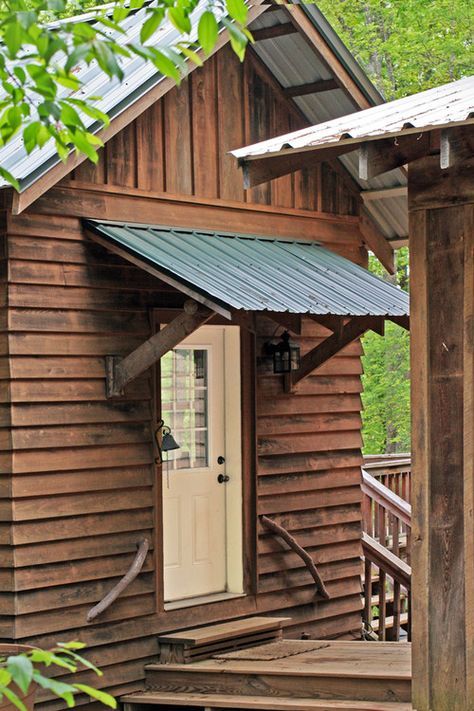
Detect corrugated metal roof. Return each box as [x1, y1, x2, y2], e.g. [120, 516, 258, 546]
[232, 75, 474, 159]
[85, 220, 409, 317]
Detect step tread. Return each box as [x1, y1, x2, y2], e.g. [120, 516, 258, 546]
[156, 617, 291, 646]
[122, 691, 413, 710]
[147, 640, 411, 680]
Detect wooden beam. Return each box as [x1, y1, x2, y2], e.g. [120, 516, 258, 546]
[251, 22, 298, 41]
[42, 185, 360, 248]
[307, 314, 344, 337]
[266, 313, 302, 335]
[284, 4, 372, 110]
[388, 236, 409, 249]
[440, 125, 474, 170]
[290, 316, 384, 389]
[231, 310, 257, 332]
[359, 207, 395, 274]
[359, 132, 432, 181]
[285, 79, 338, 98]
[106, 300, 214, 397]
[361, 186, 407, 201]
[389, 315, 410, 330]
[241, 143, 356, 189]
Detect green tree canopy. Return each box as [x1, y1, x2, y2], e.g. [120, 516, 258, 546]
[316, 0, 473, 99]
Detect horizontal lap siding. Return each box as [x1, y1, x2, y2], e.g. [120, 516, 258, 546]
[256, 317, 363, 640]
[2, 213, 160, 702]
[70, 47, 358, 218]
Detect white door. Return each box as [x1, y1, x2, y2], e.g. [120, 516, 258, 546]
[161, 326, 241, 603]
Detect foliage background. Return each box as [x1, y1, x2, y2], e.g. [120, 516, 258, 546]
[315, 0, 473, 100]
[315, 0, 472, 453]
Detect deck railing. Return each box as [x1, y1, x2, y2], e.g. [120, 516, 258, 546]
[361, 456, 412, 641]
[362, 455, 412, 564]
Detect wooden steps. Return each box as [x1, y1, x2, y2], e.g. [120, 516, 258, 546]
[122, 691, 413, 710]
[145, 640, 412, 704]
[156, 616, 290, 664]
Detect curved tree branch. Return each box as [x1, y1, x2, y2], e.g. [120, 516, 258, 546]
[260, 515, 330, 599]
[87, 538, 150, 622]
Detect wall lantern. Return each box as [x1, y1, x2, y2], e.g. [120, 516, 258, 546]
[155, 419, 180, 463]
[264, 331, 300, 374]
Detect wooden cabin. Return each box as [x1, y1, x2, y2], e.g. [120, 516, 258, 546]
[0, 4, 412, 711]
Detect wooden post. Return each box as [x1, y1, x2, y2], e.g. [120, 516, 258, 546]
[410, 155, 474, 710]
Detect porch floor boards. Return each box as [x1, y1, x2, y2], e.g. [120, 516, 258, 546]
[123, 639, 412, 710]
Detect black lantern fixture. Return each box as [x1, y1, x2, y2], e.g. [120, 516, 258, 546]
[264, 331, 300, 374]
[155, 419, 180, 463]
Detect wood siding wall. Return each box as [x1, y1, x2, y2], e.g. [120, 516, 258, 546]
[0, 214, 15, 637]
[68, 46, 358, 217]
[256, 317, 363, 640]
[1, 41, 364, 710]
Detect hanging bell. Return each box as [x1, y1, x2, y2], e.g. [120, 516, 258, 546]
[161, 430, 180, 453]
[155, 419, 180, 463]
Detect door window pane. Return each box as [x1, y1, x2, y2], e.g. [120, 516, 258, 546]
[161, 348, 209, 469]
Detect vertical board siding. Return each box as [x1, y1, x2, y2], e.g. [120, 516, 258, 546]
[256, 316, 364, 640]
[3, 40, 365, 710]
[72, 50, 358, 217]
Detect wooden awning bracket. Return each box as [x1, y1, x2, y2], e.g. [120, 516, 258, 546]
[287, 315, 385, 392]
[260, 515, 330, 599]
[106, 299, 214, 398]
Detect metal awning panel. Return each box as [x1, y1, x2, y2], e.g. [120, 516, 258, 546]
[85, 221, 409, 317]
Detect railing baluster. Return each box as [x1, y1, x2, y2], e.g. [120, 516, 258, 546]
[364, 557, 373, 630]
[391, 580, 401, 641]
[378, 569, 386, 640]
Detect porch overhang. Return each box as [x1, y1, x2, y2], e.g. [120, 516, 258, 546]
[84, 220, 409, 396]
[85, 220, 409, 320]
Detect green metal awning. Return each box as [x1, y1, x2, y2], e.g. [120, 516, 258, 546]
[85, 221, 409, 319]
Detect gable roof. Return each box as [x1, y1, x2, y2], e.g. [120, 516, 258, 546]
[1, 3, 407, 245]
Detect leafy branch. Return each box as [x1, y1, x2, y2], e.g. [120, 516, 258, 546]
[0, 642, 116, 711]
[0, 0, 254, 189]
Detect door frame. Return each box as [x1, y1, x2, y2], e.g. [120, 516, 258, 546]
[153, 314, 255, 612]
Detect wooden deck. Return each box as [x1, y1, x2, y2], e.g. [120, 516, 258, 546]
[122, 639, 412, 710]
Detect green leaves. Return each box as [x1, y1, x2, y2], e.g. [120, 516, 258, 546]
[6, 656, 33, 694]
[198, 11, 218, 55]
[140, 9, 165, 44]
[0, 0, 258, 191]
[74, 685, 116, 708]
[225, 0, 248, 26]
[0, 643, 117, 711]
[3, 22, 23, 58]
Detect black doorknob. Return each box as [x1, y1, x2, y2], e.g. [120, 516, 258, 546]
[217, 474, 230, 484]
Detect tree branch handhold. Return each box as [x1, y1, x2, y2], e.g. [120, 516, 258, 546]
[260, 515, 330, 599]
